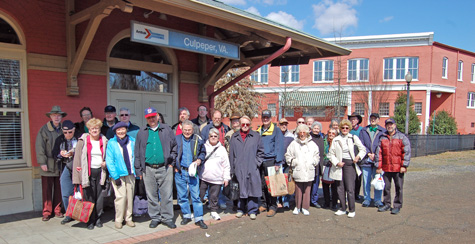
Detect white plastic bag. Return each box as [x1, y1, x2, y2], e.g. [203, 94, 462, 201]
[371, 173, 385, 191]
[73, 190, 82, 200]
[188, 162, 198, 177]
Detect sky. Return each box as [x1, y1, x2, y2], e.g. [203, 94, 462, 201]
[219, 0, 475, 52]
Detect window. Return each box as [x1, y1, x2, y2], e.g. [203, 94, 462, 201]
[471, 63, 474, 83]
[313, 60, 333, 82]
[458, 60, 463, 81]
[468, 92, 475, 108]
[348, 59, 369, 82]
[267, 103, 276, 117]
[354, 103, 365, 116]
[442, 57, 448, 79]
[284, 108, 294, 118]
[384, 57, 419, 81]
[415, 102, 422, 115]
[394, 102, 402, 112]
[251, 65, 268, 84]
[379, 103, 389, 116]
[303, 107, 326, 117]
[281, 65, 299, 83]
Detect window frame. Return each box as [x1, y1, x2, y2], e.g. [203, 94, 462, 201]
[414, 102, 422, 115]
[379, 102, 390, 117]
[313, 60, 334, 83]
[347, 58, 369, 82]
[250, 65, 268, 84]
[267, 103, 276, 117]
[280, 65, 300, 84]
[383, 57, 419, 81]
[442, 57, 448, 79]
[468, 92, 475, 108]
[471, 63, 474, 83]
[458, 60, 463, 81]
[354, 103, 365, 117]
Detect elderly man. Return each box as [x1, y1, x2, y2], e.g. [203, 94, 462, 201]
[278, 118, 294, 138]
[201, 109, 230, 143]
[101, 105, 119, 137]
[349, 112, 364, 200]
[174, 120, 207, 229]
[134, 107, 177, 229]
[191, 105, 211, 129]
[172, 107, 200, 136]
[306, 117, 315, 128]
[106, 107, 140, 139]
[309, 121, 325, 208]
[74, 107, 92, 136]
[256, 110, 284, 217]
[376, 118, 411, 215]
[278, 118, 295, 209]
[229, 115, 265, 220]
[35, 105, 67, 221]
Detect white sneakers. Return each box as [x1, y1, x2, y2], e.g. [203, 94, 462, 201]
[334, 210, 347, 216]
[293, 207, 300, 215]
[249, 214, 257, 220]
[235, 212, 243, 218]
[348, 212, 355, 218]
[293, 208, 310, 215]
[211, 212, 221, 220]
[301, 209, 310, 216]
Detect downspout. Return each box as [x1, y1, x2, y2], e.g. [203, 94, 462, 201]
[208, 37, 292, 108]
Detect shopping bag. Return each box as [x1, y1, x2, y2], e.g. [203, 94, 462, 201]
[133, 195, 148, 216]
[265, 172, 289, 197]
[322, 164, 334, 184]
[371, 173, 385, 191]
[223, 175, 240, 201]
[65, 186, 95, 223]
[285, 173, 295, 195]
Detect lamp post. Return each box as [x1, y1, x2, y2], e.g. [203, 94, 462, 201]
[405, 72, 412, 134]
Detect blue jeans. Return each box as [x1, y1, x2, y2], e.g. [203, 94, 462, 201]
[362, 166, 382, 205]
[310, 167, 320, 204]
[60, 169, 74, 210]
[175, 169, 203, 222]
[218, 185, 227, 206]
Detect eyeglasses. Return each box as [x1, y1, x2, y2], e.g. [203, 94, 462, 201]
[120, 114, 129, 117]
[298, 121, 305, 124]
[209, 135, 218, 138]
[341, 127, 350, 130]
[63, 131, 73, 134]
[241, 123, 250, 127]
[81, 113, 91, 117]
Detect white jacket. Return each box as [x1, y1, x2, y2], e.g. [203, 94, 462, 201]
[285, 136, 320, 182]
[199, 140, 231, 184]
[328, 134, 366, 181]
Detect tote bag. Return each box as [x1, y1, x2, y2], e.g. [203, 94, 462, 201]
[65, 186, 95, 223]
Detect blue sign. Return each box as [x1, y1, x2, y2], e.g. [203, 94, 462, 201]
[131, 21, 240, 60]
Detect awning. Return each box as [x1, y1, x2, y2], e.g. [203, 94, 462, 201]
[280, 91, 349, 107]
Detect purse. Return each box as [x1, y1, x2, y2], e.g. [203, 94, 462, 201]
[264, 170, 289, 197]
[322, 163, 334, 184]
[65, 186, 95, 223]
[285, 172, 295, 195]
[223, 175, 240, 201]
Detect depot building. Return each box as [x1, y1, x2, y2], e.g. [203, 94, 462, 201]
[0, 0, 350, 215]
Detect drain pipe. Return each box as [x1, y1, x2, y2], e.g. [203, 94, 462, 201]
[208, 37, 292, 109]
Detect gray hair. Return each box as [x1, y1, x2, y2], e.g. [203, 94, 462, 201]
[209, 127, 219, 137]
[311, 121, 322, 130]
[178, 107, 190, 116]
[182, 120, 194, 130]
[330, 118, 340, 128]
[295, 124, 310, 134]
[119, 107, 130, 114]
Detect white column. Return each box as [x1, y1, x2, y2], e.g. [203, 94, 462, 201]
[347, 91, 352, 116]
[424, 90, 431, 134]
[368, 90, 373, 124]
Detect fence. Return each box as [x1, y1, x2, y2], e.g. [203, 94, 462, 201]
[408, 134, 475, 157]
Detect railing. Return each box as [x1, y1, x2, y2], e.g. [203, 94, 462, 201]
[408, 134, 475, 157]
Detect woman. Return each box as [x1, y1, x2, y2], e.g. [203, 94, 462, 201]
[309, 121, 325, 208]
[106, 121, 136, 229]
[322, 128, 339, 210]
[72, 118, 108, 230]
[199, 128, 231, 221]
[328, 119, 366, 218]
[285, 124, 319, 216]
[330, 119, 340, 135]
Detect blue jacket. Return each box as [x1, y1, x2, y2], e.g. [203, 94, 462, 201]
[201, 122, 230, 142]
[106, 136, 136, 180]
[358, 125, 386, 167]
[256, 123, 285, 165]
[175, 134, 206, 169]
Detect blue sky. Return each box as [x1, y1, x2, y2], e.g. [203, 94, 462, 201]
[220, 0, 475, 52]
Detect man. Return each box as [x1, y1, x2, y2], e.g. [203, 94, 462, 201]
[278, 118, 294, 138]
[134, 107, 178, 229]
[376, 118, 411, 215]
[229, 115, 265, 220]
[349, 112, 364, 200]
[174, 120, 208, 229]
[224, 112, 242, 152]
[35, 105, 67, 221]
[278, 118, 295, 209]
[201, 110, 231, 143]
[106, 107, 140, 139]
[74, 107, 92, 136]
[191, 105, 210, 129]
[306, 117, 315, 128]
[256, 110, 284, 217]
[295, 118, 306, 136]
[309, 121, 325, 208]
[52, 120, 78, 225]
[172, 107, 200, 136]
[101, 105, 119, 137]
[359, 113, 386, 208]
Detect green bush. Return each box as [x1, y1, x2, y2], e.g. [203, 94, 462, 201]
[392, 92, 420, 134]
[428, 110, 457, 135]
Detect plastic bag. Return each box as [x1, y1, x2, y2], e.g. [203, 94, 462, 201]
[371, 173, 385, 191]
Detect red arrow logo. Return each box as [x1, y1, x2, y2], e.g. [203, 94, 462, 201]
[145, 29, 151, 39]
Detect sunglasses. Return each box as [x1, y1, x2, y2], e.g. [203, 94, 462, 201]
[241, 123, 250, 127]
[209, 135, 218, 138]
[120, 114, 129, 117]
[341, 127, 350, 130]
[298, 121, 305, 124]
[63, 131, 73, 134]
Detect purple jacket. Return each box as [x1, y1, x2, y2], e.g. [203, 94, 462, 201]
[358, 125, 386, 167]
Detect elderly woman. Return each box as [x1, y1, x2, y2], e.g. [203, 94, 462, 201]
[72, 118, 108, 230]
[199, 128, 231, 221]
[106, 121, 136, 229]
[322, 128, 339, 210]
[330, 119, 340, 134]
[285, 124, 320, 216]
[309, 121, 325, 208]
[328, 119, 366, 218]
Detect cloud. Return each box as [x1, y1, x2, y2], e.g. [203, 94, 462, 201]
[265, 11, 305, 30]
[246, 6, 261, 16]
[379, 16, 394, 23]
[220, 0, 247, 5]
[312, 0, 358, 35]
[261, 0, 287, 5]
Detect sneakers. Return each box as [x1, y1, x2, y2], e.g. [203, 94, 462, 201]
[378, 205, 391, 212]
[219, 203, 227, 210]
[181, 218, 192, 225]
[348, 212, 355, 218]
[126, 221, 135, 227]
[292, 207, 300, 215]
[258, 206, 267, 213]
[391, 208, 400, 214]
[334, 210, 347, 216]
[115, 222, 123, 229]
[375, 202, 385, 208]
[267, 209, 276, 217]
[211, 212, 221, 220]
[149, 220, 160, 228]
[249, 214, 257, 220]
[195, 220, 208, 229]
[235, 212, 244, 218]
[362, 200, 370, 207]
[301, 209, 310, 216]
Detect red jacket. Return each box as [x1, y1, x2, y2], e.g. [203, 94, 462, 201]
[376, 130, 411, 173]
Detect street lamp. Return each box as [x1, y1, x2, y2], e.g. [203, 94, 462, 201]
[405, 72, 412, 134]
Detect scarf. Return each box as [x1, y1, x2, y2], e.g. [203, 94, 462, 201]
[117, 135, 132, 175]
[86, 135, 104, 176]
[240, 129, 249, 141]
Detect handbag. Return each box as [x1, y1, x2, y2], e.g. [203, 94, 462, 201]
[65, 186, 95, 223]
[322, 163, 334, 184]
[133, 195, 148, 216]
[223, 175, 240, 201]
[371, 173, 385, 191]
[285, 173, 295, 195]
[264, 171, 289, 197]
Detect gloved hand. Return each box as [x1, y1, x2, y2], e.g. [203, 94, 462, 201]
[115, 179, 121, 186]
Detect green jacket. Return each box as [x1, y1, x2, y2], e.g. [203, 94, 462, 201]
[35, 122, 62, 177]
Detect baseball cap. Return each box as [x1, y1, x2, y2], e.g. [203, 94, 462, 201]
[62, 120, 74, 130]
[104, 105, 116, 113]
[385, 118, 396, 125]
[370, 113, 380, 118]
[144, 107, 157, 118]
[279, 118, 289, 124]
[262, 110, 272, 118]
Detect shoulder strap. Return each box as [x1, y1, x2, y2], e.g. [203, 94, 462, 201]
[202, 146, 219, 164]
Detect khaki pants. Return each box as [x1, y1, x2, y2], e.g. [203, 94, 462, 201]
[111, 175, 135, 223]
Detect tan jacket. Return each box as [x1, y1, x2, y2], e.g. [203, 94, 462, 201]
[328, 134, 366, 181]
[72, 133, 108, 187]
[35, 122, 62, 177]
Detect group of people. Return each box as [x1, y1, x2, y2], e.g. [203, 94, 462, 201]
[35, 103, 411, 232]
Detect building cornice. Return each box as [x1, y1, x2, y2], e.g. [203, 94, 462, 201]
[324, 32, 434, 49]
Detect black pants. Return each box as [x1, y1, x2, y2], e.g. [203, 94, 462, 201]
[336, 159, 356, 212]
[355, 173, 362, 198]
[260, 159, 277, 211]
[199, 181, 221, 212]
[84, 168, 104, 225]
[383, 172, 404, 209]
[322, 181, 338, 208]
